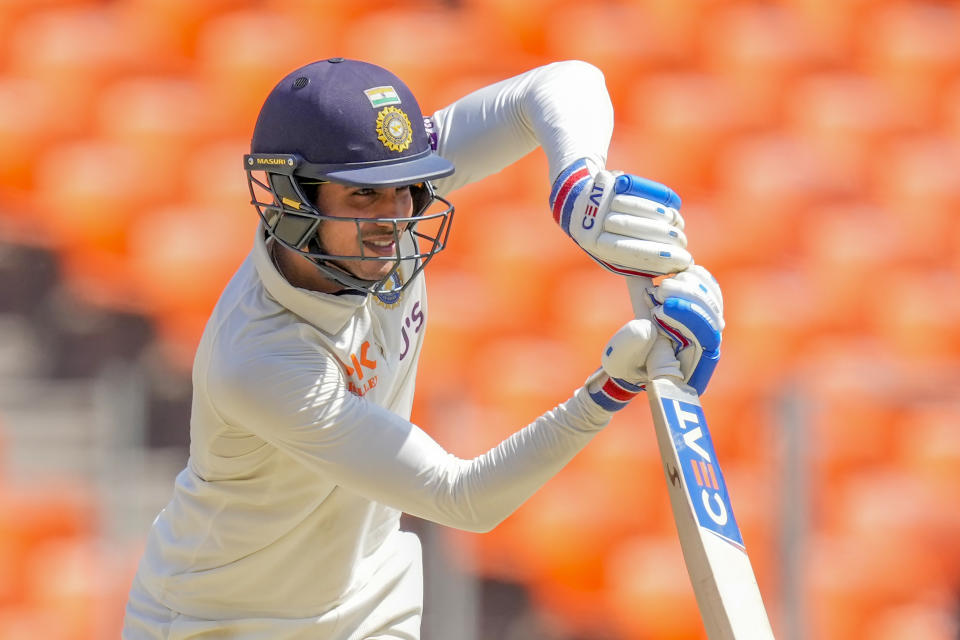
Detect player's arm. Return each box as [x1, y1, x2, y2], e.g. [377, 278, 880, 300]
[428, 60, 690, 278]
[428, 59, 612, 196]
[208, 270, 723, 532]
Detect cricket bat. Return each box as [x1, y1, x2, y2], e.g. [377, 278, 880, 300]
[628, 275, 775, 640]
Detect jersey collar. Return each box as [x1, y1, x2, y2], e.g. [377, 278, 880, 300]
[253, 224, 364, 334]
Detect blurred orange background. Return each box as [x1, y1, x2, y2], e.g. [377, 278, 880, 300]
[1, 0, 959, 638]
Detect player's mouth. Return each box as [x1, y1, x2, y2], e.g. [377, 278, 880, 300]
[361, 237, 396, 257]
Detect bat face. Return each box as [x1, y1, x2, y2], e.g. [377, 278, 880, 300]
[646, 378, 775, 640]
[660, 395, 744, 548]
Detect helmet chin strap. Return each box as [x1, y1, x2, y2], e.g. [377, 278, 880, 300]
[304, 235, 400, 295]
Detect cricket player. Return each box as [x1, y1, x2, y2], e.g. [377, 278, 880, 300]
[122, 58, 724, 639]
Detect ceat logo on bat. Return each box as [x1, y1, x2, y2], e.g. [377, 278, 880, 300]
[661, 397, 744, 548]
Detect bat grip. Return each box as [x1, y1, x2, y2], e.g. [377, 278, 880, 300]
[626, 276, 684, 382]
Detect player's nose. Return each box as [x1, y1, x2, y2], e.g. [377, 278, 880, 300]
[372, 187, 413, 219]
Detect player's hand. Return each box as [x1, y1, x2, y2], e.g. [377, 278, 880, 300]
[549, 159, 692, 277]
[585, 317, 657, 412]
[647, 265, 724, 394]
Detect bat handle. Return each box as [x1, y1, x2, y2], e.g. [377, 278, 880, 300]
[626, 276, 684, 382]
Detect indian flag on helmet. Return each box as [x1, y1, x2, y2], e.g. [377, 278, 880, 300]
[364, 86, 401, 108]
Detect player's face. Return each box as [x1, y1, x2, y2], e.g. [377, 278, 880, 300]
[314, 183, 415, 282]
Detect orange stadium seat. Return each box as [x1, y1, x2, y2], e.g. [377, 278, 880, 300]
[713, 134, 848, 267]
[857, 2, 960, 128]
[540, 3, 694, 103]
[566, 402, 672, 533]
[96, 77, 225, 182]
[870, 136, 960, 267]
[24, 537, 138, 640]
[184, 139, 252, 211]
[815, 471, 955, 624]
[897, 402, 960, 490]
[605, 536, 705, 640]
[785, 73, 912, 193]
[0, 0, 113, 70]
[0, 77, 90, 216]
[895, 402, 960, 575]
[779, 0, 875, 60]
[622, 73, 750, 191]
[870, 269, 960, 363]
[194, 9, 336, 137]
[804, 533, 880, 640]
[0, 606, 76, 640]
[467, 335, 582, 429]
[719, 269, 819, 384]
[121, 0, 254, 61]
[0, 483, 98, 606]
[692, 348, 780, 465]
[6, 6, 179, 89]
[864, 602, 960, 640]
[458, 0, 566, 59]
[799, 203, 900, 336]
[798, 339, 904, 484]
[415, 268, 500, 402]
[719, 462, 777, 583]
[454, 203, 579, 337]
[33, 140, 181, 309]
[338, 7, 528, 110]
[125, 203, 252, 317]
[545, 265, 635, 371]
[516, 470, 636, 635]
[943, 79, 960, 141]
[126, 203, 254, 369]
[701, 4, 839, 129]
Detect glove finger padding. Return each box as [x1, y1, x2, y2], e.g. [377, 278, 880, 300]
[606, 193, 685, 230]
[594, 233, 693, 276]
[603, 213, 687, 247]
[652, 265, 724, 330]
[650, 265, 725, 395]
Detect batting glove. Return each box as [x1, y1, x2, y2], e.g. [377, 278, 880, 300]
[585, 318, 657, 412]
[549, 159, 692, 277]
[647, 265, 724, 395]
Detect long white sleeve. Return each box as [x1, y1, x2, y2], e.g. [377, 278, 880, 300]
[209, 346, 612, 534]
[429, 60, 614, 195]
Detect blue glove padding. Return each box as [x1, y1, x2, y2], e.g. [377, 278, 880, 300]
[649, 266, 725, 395]
[657, 298, 721, 395]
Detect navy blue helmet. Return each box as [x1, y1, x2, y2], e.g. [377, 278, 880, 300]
[244, 57, 455, 293]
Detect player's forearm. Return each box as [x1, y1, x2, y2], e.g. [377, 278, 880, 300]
[258, 385, 613, 535]
[434, 386, 612, 533]
[430, 60, 614, 195]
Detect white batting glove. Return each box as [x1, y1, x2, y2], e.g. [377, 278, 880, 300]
[585, 318, 657, 412]
[647, 265, 725, 395]
[549, 159, 692, 277]
[585, 265, 725, 411]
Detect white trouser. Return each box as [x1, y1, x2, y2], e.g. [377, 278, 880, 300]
[122, 531, 424, 640]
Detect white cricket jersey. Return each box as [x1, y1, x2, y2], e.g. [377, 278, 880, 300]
[125, 60, 617, 640]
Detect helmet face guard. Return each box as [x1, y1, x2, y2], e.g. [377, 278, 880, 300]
[245, 152, 454, 295]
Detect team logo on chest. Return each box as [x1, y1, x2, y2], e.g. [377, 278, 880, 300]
[374, 272, 404, 308]
[376, 106, 413, 153]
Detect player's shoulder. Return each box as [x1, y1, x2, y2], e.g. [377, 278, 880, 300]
[203, 265, 342, 386]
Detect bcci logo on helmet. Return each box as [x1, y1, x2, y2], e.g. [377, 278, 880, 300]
[376, 107, 412, 153]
